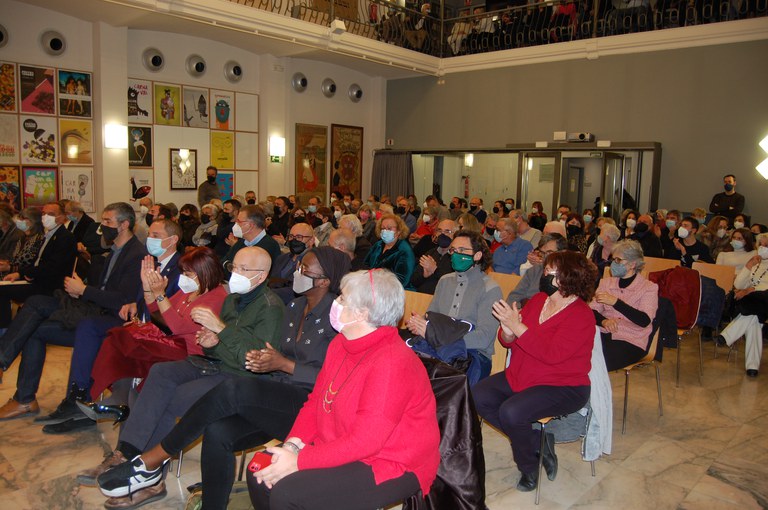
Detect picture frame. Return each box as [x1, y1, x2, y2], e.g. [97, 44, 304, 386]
[19, 65, 56, 116]
[0, 62, 17, 113]
[210, 130, 235, 169]
[169, 148, 197, 190]
[0, 114, 19, 164]
[60, 166, 94, 212]
[295, 123, 327, 206]
[154, 83, 181, 127]
[0, 166, 21, 211]
[330, 124, 363, 201]
[59, 118, 93, 165]
[57, 70, 92, 118]
[22, 166, 58, 207]
[128, 125, 153, 168]
[127, 78, 153, 124]
[19, 115, 57, 165]
[182, 86, 209, 128]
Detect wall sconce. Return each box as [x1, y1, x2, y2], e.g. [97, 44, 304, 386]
[464, 153, 473, 168]
[270, 136, 286, 163]
[104, 123, 128, 149]
[757, 135, 768, 180]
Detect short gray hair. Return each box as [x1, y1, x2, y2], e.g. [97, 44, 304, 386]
[330, 228, 356, 253]
[339, 214, 362, 237]
[497, 217, 518, 234]
[340, 269, 404, 327]
[601, 223, 621, 242]
[612, 239, 645, 271]
[539, 233, 567, 251]
[105, 202, 136, 229]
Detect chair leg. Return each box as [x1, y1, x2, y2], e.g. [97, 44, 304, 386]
[622, 369, 630, 435]
[654, 363, 663, 417]
[176, 449, 183, 478]
[237, 450, 247, 482]
[590, 460, 596, 477]
[676, 335, 681, 388]
[697, 332, 704, 379]
[535, 423, 546, 505]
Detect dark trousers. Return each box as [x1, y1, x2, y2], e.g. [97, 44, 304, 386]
[159, 376, 310, 510]
[247, 461, 420, 510]
[601, 332, 648, 372]
[0, 283, 52, 327]
[472, 372, 589, 474]
[0, 294, 75, 403]
[69, 315, 123, 396]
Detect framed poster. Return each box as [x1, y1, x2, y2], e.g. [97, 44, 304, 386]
[170, 148, 197, 190]
[330, 124, 363, 201]
[128, 125, 153, 168]
[210, 90, 234, 130]
[0, 114, 19, 164]
[19, 65, 56, 115]
[60, 167, 94, 212]
[0, 166, 21, 211]
[59, 118, 93, 165]
[130, 168, 154, 208]
[216, 171, 234, 200]
[182, 86, 209, 128]
[295, 123, 327, 205]
[0, 62, 17, 112]
[210, 130, 234, 169]
[154, 83, 181, 127]
[57, 70, 92, 118]
[127, 79, 153, 124]
[22, 167, 57, 207]
[20, 116, 57, 164]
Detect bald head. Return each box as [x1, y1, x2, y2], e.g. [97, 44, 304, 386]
[543, 221, 567, 237]
[233, 246, 272, 279]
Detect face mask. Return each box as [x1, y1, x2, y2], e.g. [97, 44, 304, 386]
[734, 221, 745, 229]
[201, 214, 211, 224]
[422, 202, 428, 210]
[539, 273, 559, 296]
[665, 219, 676, 229]
[381, 230, 396, 244]
[292, 269, 315, 294]
[42, 214, 57, 230]
[14, 219, 28, 232]
[178, 274, 199, 294]
[505, 203, 513, 210]
[359, 212, 370, 222]
[677, 226, 689, 239]
[289, 202, 295, 210]
[583, 214, 593, 223]
[228, 271, 258, 294]
[724, 183, 734, 192]
[493, 230, 503, 243]
[422, 214, 431, 224]
[730, 240, 745, 251]
[344, 201, 350, 208]
[146, 237, 168, 257]
[695, 217, 706, 226]
[610, 260, 628, 278]
[247, 199, 256, 205]
[451, 252, 475, 272]
[759, 246, 768, 260]
[293, 215, 306, 223]
[287, 239, 306, 255]
[597, 235, 604, 246]
[395, 206, 406, 215]
[329, 299, 360, 332]
[626, 219, 637, 229]
[308, 205, 317, 214]
[366, 201, 373, 207]
[207, 176, 216, 184]
[232, 223, 244, 238]
[492, 207, 500, 214]
[531, 207, 539, 214]
[717, 228, 727, 239]
[221, 212, 231, 222]
[334, 210, 342, 220]
[437, 234, 452, 248]
[139, 205, 149, 215]
[66, 214, 78, 223]
[449, 203, 456, 210]
[101, 225, 119, 242]
[145, 213, 155, 226]
[634, 222, 649, 234]
[469, 205, 478, 212]
[567, 225, 582, 237]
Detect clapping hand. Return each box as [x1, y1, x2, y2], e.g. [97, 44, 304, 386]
[245, 343, 292, 374]
[492, 300, 525, 338]
[190, 307, 226, 333]
[195, 328, 220, 348]
[406, 313, 428, 337]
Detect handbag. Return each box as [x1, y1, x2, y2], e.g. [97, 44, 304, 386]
[48, 289, 105, 330]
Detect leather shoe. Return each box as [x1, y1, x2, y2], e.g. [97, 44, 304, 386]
[715, 335, 728, 348]
[77, 450, 127, 487]
[746, 369, 759, 378]
[76, 400, 130, 424]
[0, 398, 39, 420]
[541, 432, 558, 481]
[104, 481, 167, 509]
[34, 397, 83, 424]
[516, 471, 538, 492]
[42, 416, 95, 434]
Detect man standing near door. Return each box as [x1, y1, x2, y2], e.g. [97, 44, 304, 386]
[709, 174, 745, 224]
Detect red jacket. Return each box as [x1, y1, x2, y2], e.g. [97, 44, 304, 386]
[648, 266, 700, 330]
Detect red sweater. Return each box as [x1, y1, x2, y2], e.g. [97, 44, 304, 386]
[288, 326, 440, 494]
[502, 292, 593, 392]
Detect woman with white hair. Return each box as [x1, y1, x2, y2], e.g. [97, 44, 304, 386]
[192, 203, 220, 248]
[248, 269, 440, 509]
[588, 223, 621, 280]
[590, 240, 659, 371]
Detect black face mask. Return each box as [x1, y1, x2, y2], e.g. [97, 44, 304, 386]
[101, 225, 119, 242]
[436, 234, 452, 248]
[287, 239, 306, 255]
[486, 227, 496, 237]
[492, 207, 499, 214]
[449, 203, 456, 210]
[247, 199, 256, 205]
[634, 222, 649, 234]
[395, 206, 406, 215]
[179, 213, 190, 222]
[470, 205, 478, 212]
[207, 176, 216, 184]
[201, 214, 211, 224]
[293, 216, 306, 224]
[566, 225, 582, 237]
[539, 273, 559, 296]
[144, 213, 154, 227]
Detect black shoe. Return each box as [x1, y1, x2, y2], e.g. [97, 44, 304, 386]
[98, 455, 166, 498]
[33, 398, 83, 424]
[516, 471, 538, 492]
[746, 369, 759, 378]
[76, 401, 130, 424]
[41, 416, 96, 434]
[715, 335, 728, 348]
[541, 432, 558, 481]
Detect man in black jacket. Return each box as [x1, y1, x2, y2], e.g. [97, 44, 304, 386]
[0, 201, 76, 329]
[0, 202, 147, 421]
[64, 200, 95, 244]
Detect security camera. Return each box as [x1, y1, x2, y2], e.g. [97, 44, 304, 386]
[291, 72, 308, 93]
[0, 25, 8, 49]
[142, 48, 164, 72]
[40, 30, 66, 56]
[321, 78, 336, 98]
[186, 54, 206, 77]
[348, 84, 363, 103]
[224, 61, 243, 83]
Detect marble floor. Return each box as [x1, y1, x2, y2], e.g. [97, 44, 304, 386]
[0, 335, 766, 509]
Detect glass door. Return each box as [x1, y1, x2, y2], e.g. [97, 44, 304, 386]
[600, 152, 625, 221]
[518, 152, 562, 218]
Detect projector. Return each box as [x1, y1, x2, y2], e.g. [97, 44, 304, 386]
[567, 132, 595, 142]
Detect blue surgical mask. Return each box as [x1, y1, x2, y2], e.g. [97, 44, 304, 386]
[610, 260, 628, 278]
[583, 214, 593, 223]
[493, 230, 503, 243]
[381, 229, 396, 244]
[665, 219, 676, 229]
[146, 237, 168, 257]
[308, 205, 317, 213]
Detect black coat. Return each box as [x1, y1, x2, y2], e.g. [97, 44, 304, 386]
[18, 225, 77, 292]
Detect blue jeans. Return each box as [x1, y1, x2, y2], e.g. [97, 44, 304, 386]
[409, 338, 491, 387]
[69, 315, 123, 397]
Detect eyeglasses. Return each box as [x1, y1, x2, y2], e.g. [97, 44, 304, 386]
[448, 247, 473, 255]
[298, 264, 326, 279]
[225, 262, 266, 274]
[435, 228, 454, 236]
[536, 249, 556, 257]
[287, 234, 312, 242]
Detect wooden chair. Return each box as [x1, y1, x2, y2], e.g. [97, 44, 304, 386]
[487, 272, 522, 375]
[692, 262, 736, 357]
[399, 290, 432, 328]
[620, 328, 662, 434]
[640, 256, 680, 278]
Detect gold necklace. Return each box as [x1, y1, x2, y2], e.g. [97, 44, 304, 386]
[322, 351, 371, 413]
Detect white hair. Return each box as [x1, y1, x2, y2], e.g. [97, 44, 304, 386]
[340, 269, 404, 327]
[339, 214, 363, 237]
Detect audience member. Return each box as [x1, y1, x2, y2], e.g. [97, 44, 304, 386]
[511, 209, 542, 248]
[701, 215, 730, 260]
[410, 219, 457, 294]
[178, 204, 200, 249]
[364, 213, 415, 287]
[528, 200, 548, 231]
[565, 213, 589, 253]
[338, 214, 371, 264]
[65, 201, 95, 244]
[313, 206, 334, 247]
[670, 216, 714, 266]
[582, 208, 596, 237]
[507, 233, 568, 306]
[588, 223, 621, 279]
[0, 207, 43, 280]
[358, 204, 377, 245]
[659, 209, 682, 258]
[716, 228, 755, 271]
[410, 206, 440, 247]
[305, 196, 323, 228]
[270, 223, 316, 303]
[733, 213, 748, 230]
[267, 196, 291, 238]
[192, 203, 220, 248]
[215, 199, 240, 258]
[619, 209, 638, 240]
[482, 213, 501, 251]
[632, 214, 663, 258]
[0, 206, 24, 261]
[223, 205, 280, 276]
[197, 165, 220, 208]
[396, 196, 418, 233]
[492, 218, 533, 275]
[469, 196, 487, 224]
[458, 212, 482, 234]
[328, 228, 365, 271]
[709, 173, 745, 223]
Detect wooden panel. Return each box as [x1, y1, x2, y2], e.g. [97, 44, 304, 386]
[488, 272, 522, 300]
[399, 290, 432, 328]
[692, 262, 736, 294]
[641, 256, 680, 278]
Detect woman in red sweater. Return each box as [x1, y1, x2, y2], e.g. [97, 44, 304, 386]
[248, 269, 440, 509]
[472, 251, 596, 492]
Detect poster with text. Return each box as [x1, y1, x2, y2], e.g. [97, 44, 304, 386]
[60, 167, 94, 212]
[19, 65, 56, 115]
[210, 131, 234, 169]
[59, 118, 93, 165]
[295, 123, 327, 206]
[127, 79, 153, 124]
[0, 114, 19, 164]
[130, 168, 154, 209]
[0, 166, 21, 211]
[57, 70, 92, 118]
[22, 167, 57, 207]
[216, 171, 234, 200]
[210, 90, 234, 130]
[20, 115, 57, 164]
[330, 124, 363, 201]
[128, 125, 153, 168]
[153, 83, 181, 127]
[182, 86, 209, 128]
[0, 63, 17, 112]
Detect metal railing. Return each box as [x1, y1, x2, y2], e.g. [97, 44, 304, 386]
[228, 0, 767, 58]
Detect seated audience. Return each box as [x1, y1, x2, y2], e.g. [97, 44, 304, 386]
[472, 251, 596, 492]
[458, 212, 482, 234]
[565, 213, 590, 253]
[305, 196, 323, 228]
[0, 207, 44, 280]
[619, 209, 639, 240]
[192, 203, 220, 248]
[178, 203, 201, 249]
[631, 214, 663, 258]
[700, 215, 730, 260]
[223, 205, 281, 274]
[396, 196, 418, 233]
[658, 209, 682, 258]
[528, 200, 548, 231]
[582, 208, 596, 237]
[338, 214, 371, 263]
[591, 240, 659, 371]
[313, 206, 334, 247]
[750, 223, 768, 235]
[410, 206, 440, 249]
[482, 213, 501, 250]
[492, 218, 533, 275]
[64, 200, 95, 244]
[270, 223, 316, 303]
[267, 196, 291, 238]
[511, 209, 542, 248]
[733, 213, 748, 230]
[469, 196, 487, 224]
[670, 216, 714, 266]
[364, 213, 415, 287]
[0, 205, 25, 262]
[716, 228, 755, 271]
[409, 219, 457, 294]
[358, 204, 377, 245]
[588, 224, 621, 280]
[329, 228, 366, 271]
[507, 233, 568, 306]
[215, 199, 240, 259]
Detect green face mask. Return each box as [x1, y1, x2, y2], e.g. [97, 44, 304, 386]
[451, 252, 475, 272]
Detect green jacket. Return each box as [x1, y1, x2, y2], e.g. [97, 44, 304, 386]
[222, 235, 282, 279]
[203, 282, 285, 376]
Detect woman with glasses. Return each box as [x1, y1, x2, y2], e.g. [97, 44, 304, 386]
[0, 207, 44, 279]
[472, 250, 596, 492]
[590, 240, 659, 371]
[457, 212, 482, 234]
[364, 213, 415, 287]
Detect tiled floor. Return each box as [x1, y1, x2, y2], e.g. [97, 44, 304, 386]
[0, 335, 766, 509]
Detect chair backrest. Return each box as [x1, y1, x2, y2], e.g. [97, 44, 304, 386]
[641, 256, 680, 278]
[488, 271, 522, 299]
[692, 261, 736, 294]
[399, 290, 433, 328]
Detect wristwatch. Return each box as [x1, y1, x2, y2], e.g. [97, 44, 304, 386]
[156, 294, 166, 303]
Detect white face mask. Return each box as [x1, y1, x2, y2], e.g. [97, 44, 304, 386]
[717, 228, 727, 239]
[730, 240, 745, 251]
[734, 221, 745, 229]
[42, 214, 57, 231]
[626, 219, 637, 229]
[531, 207, 538, 214]
[177, 274, 199, 294]
[14, 219, 29, 232]
[759, 246, 768, 260]
[333, 210, 342, 220]
[292, 269, 315, 294]
[232, 222, 249, 238]
[229, 271, 258, 294]
[140, 205, 149, 215]
[422, 214, 431, 224]
[677, 226, 689, 239]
